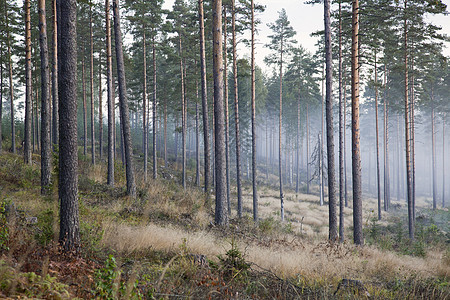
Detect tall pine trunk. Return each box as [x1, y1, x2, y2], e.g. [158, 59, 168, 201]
[39, 0, 51, 194]
[99, 62, 103, 159]
[306, 103, 310, 194]
[58, 0, 80, 251]
[90, 6, 95, 165]
[232, 0, 242, 217]
[106, 0, 114, 186]
[279, 37, 284, 221]
[198, 0, 210, 193]
[223, 8, 231, 215]
[6, 1, 15, 154]
[431, 89, 437, 210]
[338, 0, 344, 242]
[374, 51, 381, 220]
[152, 38, 157, 180]
[324, 0, 337, 241]
[251, 0, 258, 222]
[404, 0, 414, 240]
[351, 0, 363, 245]
[113, 0, 136, 197]
[82, 57, 87, 157]
[443, 118, 445, 208]
[52, 0, 58, 147]
[24, 0, 32, 164]
[179, 35, 186, 189]
[213, 0, 227, 226]
[142, 31, 148, 181]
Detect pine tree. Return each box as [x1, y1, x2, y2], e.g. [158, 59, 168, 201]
[265, 9, 296, 221]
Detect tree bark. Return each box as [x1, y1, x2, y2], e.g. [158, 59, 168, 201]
[58, 0, 80, 251]
[213, 0, 227, 226]
[52, 0, 58, 147]
[351, 0, 363, 246]
[324, 0, 337, 241]
[98, 59, 103, 159]
[82, 57, 87, 157]
[152, 37, 157, 180]
[113, 0, 136, 197]
[279, 33, 284, 222]
[39, 0, 52, 194]
[431, 89, 436, 210]
[0, 46, 3, 154]
[90, 5, 95, 165]
[198, 0, 210, 193]
[106, 0, 114, 186]
[338, 0, 344, 242]
[24, 0, 32, 164]
[404, 0, 414, 240]
[142, 31, 148, 181]
[443, 117, 445, 208]
[232, 0, 242, 218]
[296, 92, 300, 194]
[251, 0, 258, 222]
[374, 51, 381, 220]
[306, 103, 310, 194]
[6, 1, 15, 154]
[223, 7, 231, 215]
[195, 81, 200, 186]
[179, 35, 186, 189]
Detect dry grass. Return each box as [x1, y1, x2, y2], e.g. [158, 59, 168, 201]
[101, 219, 449, 284]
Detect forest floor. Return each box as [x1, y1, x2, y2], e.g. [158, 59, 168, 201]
[0, 151, 449, 299]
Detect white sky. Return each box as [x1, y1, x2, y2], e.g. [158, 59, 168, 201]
[163, 0, 450, 74]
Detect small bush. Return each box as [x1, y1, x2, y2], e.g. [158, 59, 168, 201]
[93, 255, 142, 300]
[35, 209, 55, 246]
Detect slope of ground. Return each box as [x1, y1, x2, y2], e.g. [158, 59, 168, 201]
[0, 152, 448, 299]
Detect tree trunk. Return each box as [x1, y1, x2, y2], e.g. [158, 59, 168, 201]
[306, 103, 310, 194]
[279, 36, 284, 222]
[443, 117, 445, 208]
[39, 0, 51, 194]
[98, 60, 103, 159]
[374, 51, 381, 220]
[0, 46, 3, 154]
[106, 0, 114, 186]
[6, 1, 15, 154]
[52, 0, 59, 148]
[383, 80, 390, 211]
[179, 35, 186, 189]
[296, 92, 300, 194]
[404, 0, 414, 239]
[343, 81, 348, 207]
[232, 0, 243, 217]
[213, 0, 227, 226]
[58, 0, 80, 251]
[338, 1, 344, 242]
[24, 0, 32, 164]
[250, 0, 258, 221]
[198, 0, 210, 193]
[431, 90, 437, 210]
[142, 31, 148, 181]
[90, 5, 95, 165]
[324, 0, 337, 241]
[152, 38, 157, 180]
[351, 0, 363, 246]
[223, 8, 231, 215]
[164, 100, 167, 165]
[113, 0, 136, 197]
[195, 81, 200, 186]
[82, 57, 87, 157]
[320, 65, 325, 206]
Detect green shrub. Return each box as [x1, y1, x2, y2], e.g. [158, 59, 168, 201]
[218, 238, 250, 281]
[93, 255, 142, 300]
[35, 209, 55, 246]
[0, 201, 9, 251]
